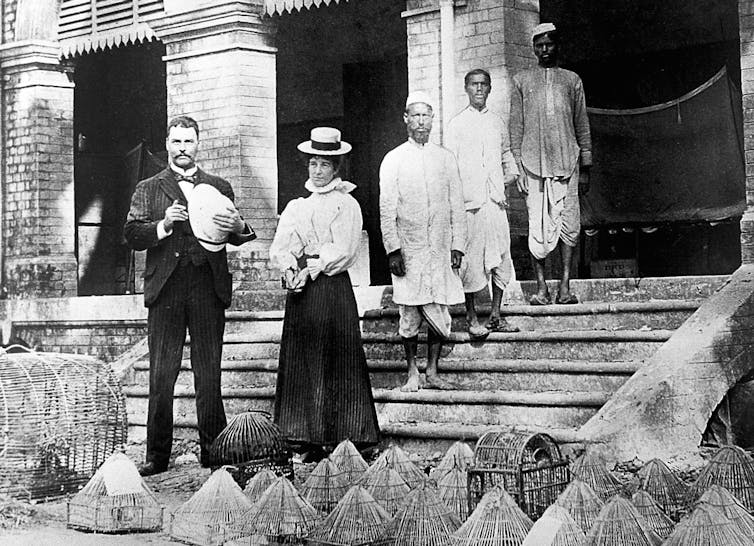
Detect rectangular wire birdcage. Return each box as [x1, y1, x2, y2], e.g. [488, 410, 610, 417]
[67, 497, 164, 533]
[467, 430, 570, 520]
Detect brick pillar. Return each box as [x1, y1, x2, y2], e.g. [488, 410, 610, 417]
[0, 41, 77, 298]
[153, 1, 280, 293]
[740, 0, 754, 264]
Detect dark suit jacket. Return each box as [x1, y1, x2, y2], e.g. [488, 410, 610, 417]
[124, 167, 255, 308]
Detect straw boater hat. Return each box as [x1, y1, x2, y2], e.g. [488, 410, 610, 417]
[188, 183, 238, 252]
[297, 127, 351, 155]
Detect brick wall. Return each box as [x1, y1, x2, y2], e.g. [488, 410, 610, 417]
[2, 57, 77, 298]
[12, 321, 148, 362]
[158, 5, 280, 291]
[740, 0, 754, 264]
[3, 0, 17, 43]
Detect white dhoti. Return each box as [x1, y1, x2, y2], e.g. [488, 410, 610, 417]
[460, 201, 516, 294]
[398, 303, 452, 339]
[525, 163, 580, 260]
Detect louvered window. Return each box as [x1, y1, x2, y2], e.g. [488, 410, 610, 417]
[58, 0, 164, 40]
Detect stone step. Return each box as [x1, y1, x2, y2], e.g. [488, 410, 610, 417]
[124, 387, 607, 433]
[126, 358, 639, 393]
[167, 330, 670, 362]
[222, 300, 700, 335]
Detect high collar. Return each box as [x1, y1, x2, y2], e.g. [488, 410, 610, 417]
[466, 104, 489, 115]
[305, 177, 356, 194]
[408, 137, 430, 148]
[169, 163, 198, 177]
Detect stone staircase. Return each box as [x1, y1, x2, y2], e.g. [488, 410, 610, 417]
[120, 276, 728, 454]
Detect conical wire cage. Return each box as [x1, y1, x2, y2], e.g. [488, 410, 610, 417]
[208, 411, 293, 488]
[361, 465, 411, 517]
[300, 458, 350, 515]
[554, 479, 605, 533]
[243, 469, 277, 505]
[662, 502, 751, 546]
[307, 485, 394, 546]
[330, 439, 369, 484]
[687, 445, 754, 512]
[437, 466, 469, 522]
[630, 490, 674, 540]
[170, 466, 254, 546]
[66, 451, 163, 533]
[0, 348, 127, 500]
[227, 476, 319, 545]
[431, 441, 474, 482]
[388, 481, 461, 546]
[362, 445, 427, 490]
[451, 486, 533, 546]
[468, 430, 570, 520]
[584, 496, 662, 546]
[697, 484, 754, 538]
[633, 458, 688, 518]
[521, 504, 586, 546]
[570, 450, 623, 502]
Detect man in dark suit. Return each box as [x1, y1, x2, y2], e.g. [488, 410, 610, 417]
[124, 115, 255, 476]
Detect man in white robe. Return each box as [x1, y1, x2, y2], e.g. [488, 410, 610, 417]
[447, 68, 520, 338]
[379, 92, 467, 391]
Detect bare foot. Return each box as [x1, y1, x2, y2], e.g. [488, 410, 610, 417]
[400, 373, 420, 392]
[424, 374, 456, 390]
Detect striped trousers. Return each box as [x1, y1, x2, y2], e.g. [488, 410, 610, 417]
[146, 262, 227, 468]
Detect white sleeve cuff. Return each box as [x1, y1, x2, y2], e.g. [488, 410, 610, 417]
[157, 220, 172, 240]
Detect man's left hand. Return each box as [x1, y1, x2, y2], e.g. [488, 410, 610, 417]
[451, 250, 463, 269]
[579, 168, 591, 196]
[213, 206, 245, 234]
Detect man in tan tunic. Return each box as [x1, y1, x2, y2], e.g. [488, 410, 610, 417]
[510, 23, 592, 305]
[380, 92, 467, 391]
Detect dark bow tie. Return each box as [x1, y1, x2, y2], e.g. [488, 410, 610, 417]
[174, 173, 196, 184]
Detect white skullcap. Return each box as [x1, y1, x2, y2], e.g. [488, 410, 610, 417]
[405, 91, 434, 110]
[532, 22, 556, 41]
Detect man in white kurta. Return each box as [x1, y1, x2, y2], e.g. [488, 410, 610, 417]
[380, 92, 466, 391]
[447, 68, 520, 338]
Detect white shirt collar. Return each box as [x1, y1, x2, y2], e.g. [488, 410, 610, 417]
[169, 163, 198, 177]
[305, 177, 356, 194]
[467, 104, 489, 114]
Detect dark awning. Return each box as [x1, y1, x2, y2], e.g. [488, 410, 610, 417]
[582, 67, 745, 227]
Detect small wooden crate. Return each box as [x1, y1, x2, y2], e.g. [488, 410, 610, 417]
[467, 430, 570, 520]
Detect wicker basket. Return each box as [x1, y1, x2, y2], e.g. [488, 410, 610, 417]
[362, 445, 426, 490]
[306, 485, 393, 546]
[696, 484, 754, 538]
[227, 476, 319, 544]
[388, 481, 461, 546]
[243, 469, 277, 505]
[570, 450, 623, 502]
[630, 490, 674, 540]
[66, 452, 163, 533]
[437, 466, 469, 522]
[452, 485, 533, 546]
[361, 465, 411, 517]
[687, 445, 754, 512]
[300, 458, 350, 515]
[521, 504, 585, 546]
[208, 411, 293, 488]
[467, 430, 570, 520]
[663, 502, 751, 546]
[0, 348, 127, 501]
[584, 496, 662, 546]
[329, 440, 369, 485]
[170, 466, 254, 546]
[633, 458, 688, 518]
[431, 441, 474, 482]
[554, 479, 605, 533]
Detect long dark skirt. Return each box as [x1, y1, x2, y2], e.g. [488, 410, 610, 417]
[274, 271, 380, 447]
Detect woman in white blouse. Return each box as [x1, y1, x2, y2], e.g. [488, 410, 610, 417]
[269, 127, 379, 461]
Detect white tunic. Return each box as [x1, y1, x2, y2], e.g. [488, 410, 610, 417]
[379, 139, 466, 306]
[269, 178, 362, 278]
